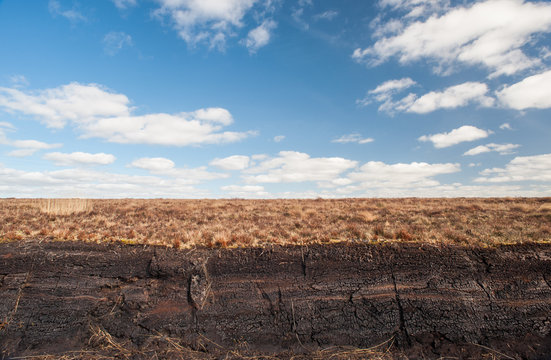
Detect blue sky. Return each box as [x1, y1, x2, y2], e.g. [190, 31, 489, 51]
[0, 0, 550, 198]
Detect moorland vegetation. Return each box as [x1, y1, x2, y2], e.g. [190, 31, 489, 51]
[0, 198, 550, 248]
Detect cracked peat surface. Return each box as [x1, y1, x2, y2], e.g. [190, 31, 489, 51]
[1, 240, 551, 359]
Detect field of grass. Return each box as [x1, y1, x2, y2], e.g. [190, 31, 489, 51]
[1, 198, 550, 248]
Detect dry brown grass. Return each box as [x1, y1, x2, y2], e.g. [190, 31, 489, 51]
[1, 198, 550, 248]
[35, 198, 92, 216]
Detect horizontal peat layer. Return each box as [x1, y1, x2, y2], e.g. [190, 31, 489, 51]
[1, 240, 551, 359]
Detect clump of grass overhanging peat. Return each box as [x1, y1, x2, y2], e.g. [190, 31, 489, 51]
[35, 198, 93, 216]
[0, 198, 550, 248]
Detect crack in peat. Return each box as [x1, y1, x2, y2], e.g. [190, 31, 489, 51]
[390, 269, 411, 346]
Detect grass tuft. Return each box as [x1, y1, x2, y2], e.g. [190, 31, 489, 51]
[35, 199, 92, 216]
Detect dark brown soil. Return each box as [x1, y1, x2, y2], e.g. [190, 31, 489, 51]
[1, 241, 551, 359]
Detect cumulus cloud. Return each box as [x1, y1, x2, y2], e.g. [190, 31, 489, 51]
[210, 155, 250, 170]
[407, 82, 494, 113]
[244, 19, 277, 53]
[497, 69, 551, 110]
[419, 125, 490, 148]
[332, 134, 374, 144]
[154, 0, 270, 49]
[83, 111, 254, 146]
[129, 157, 175, 172]
[273, 135, 285, 142]
[475, 153, 551, 183]
[0, 83, 130, 128]
[221, 184, 264, 192]
[0, 163, 212, 198]
[463, 143, 520, 156]
[43, 152, 116, 166]
[360, 80, 493, 114]
[358, 77, 416, 108]
[220, 184, 269, 197]
[370, 78, 417, 97]
[243, 151, 357, 183]
[354, 0, 551, 77]
[129, 157, 228, 183]
[346, 161, 460, 189]
[112, 0, 137, 9]
[0, 83, 253, 146]
[0, 122, 62, 157]
[103, 31, 133, 56]
[500, 123, 512, 130]
[6, 140, 62, 157]
[335, 182, 550, 198]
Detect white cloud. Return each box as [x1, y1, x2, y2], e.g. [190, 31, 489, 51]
[358, 77, 416, 107]
[0, 83, 253, 146]
[193, 107, 234, 125]
[355, 0, 551, 77]
[370, 78, 416, 97]
[251, 154, 268, 160]
[407, 82, 494, 113]
[313, 10, 338, 21]
[243, 151, 357, 183]
[292, 0, 314, 29]
[103, 32, 133, 56]
[497, 69, 551, 110]
[210, 155, 250, 170]
[0, 122, 15, 130]
[378, 0, 450, 18]
[273, 135, 285, 142]
[9, 75, 29, 88]
[346, 161, 460, 189]
[500, 122, 512, 130]
[419, 125, 490, 148]
[318, 177, 354, 188]
[48, 0, 86, 22]
[0, 123, 62, 157]
[7, 149, 39, 158]
[9, 139, 58, 150]
[476, 153, 551, 183]
[82, 111, 254, 146]
[154, 0, 263, 49]
[0, 83, 130, 128]
[112, 0, 137, 9]
[244, 19, 277, 52]
[43, 152, 116, 166]
[220, 184, 269, 197]
[332, 133, 374, 144]
[7, 140, 62, 157]
[336, 182, 550, 197]
[129, 157, 228, 184]
[221, 184, 264, 192]
[0, 164, 212, 198]
[464, 143, 520, 156]
[360, 80, 493, 114]
[129, 157, 175, 172]
[291, 8, 308, 30]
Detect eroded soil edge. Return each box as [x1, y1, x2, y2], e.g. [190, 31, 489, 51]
[1, 241, 551, 359]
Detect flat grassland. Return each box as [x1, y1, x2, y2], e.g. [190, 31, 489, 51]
[1, 198, 550, 248]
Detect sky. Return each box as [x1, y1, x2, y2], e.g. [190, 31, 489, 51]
[0, 0, 550, 198]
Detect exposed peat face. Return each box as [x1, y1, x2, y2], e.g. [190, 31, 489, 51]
[1, 241, 551, 359]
